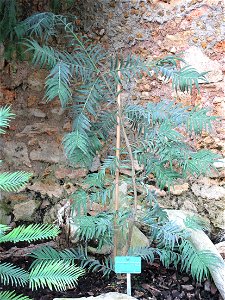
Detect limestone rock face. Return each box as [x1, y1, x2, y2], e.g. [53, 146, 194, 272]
[214, 211, 225, 230]
[182, 46, 223, 83]
[17, 123, 59, 137]
[28, 108, 46, 118]
[53, 292, 137, 300]
[215, 241, 225, 259]
[170, 183, 189, 196]
[43, 204, 62, 224]
[191, 183, 225, 200]
[30, 142, 66, 164]
[27, 69, 46, 92]
[3, 141, 32, 167]
[13, 200, 39, 221]
[0, 204, 11, 224]
[27, 181, 64, 198]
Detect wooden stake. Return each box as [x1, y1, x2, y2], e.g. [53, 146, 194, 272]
[121, 122, 138, 255]
[113, 65, 121, 258]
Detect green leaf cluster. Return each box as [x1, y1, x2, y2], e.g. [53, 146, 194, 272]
[0, 224, 84, 298]
[0, 106, 32, 192]
[20, 13, 213, 169]
[3, 11, 221, 290]
[0, 107, 84, 299]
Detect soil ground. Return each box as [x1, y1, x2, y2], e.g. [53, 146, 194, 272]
[1, 245, 222, 300]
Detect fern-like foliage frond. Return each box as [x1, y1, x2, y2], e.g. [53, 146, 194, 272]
[186, 106, 217, 135]
[155, 55, 185, 68]
[24, 39, 58, 67]
[110, 54, 151, 83]
[100, 156, 119, 176]
[155, 248, 181, 268]
[0, 224, 10, 236]
[94, 110, 117, 140]
[172, 66, 208, 93]
[81, 257, 114, 277]
[31, 245, 114, 277]
[89, 187, 114, 207]
[154, 164, 181, 190]
[45, 61, 72, 107]
[128, 247, 155, 262]
[75, 213, 113, 242]
[0, 291, 32, 300]
[0, 171, 32, 192]
[183, 150, 220, 177]
[29, 246, 87, 269]
[184, 215, 210, 231]
[0, 105, 15, 134]
[155, 221, 189, 249]
[71, 189, 88, 216]
[63, 130, 93, 167]
[16, 12, 59, 40]
[157, 63, 208, 93]
[0, 224, 60, 243]
[0, 262, 29, 287]
[180, 240, 223, 282]
[29, 260, 85, 291]
[73, 78, 104, 117]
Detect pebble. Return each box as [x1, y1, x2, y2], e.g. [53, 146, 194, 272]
[182, 276, 190, 283]
[181, 284, 194, 291]
[29, 108, 46, 118]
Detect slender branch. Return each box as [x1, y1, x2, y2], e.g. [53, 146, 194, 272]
[62, 19, 100, 73]
[121, 120, 138, 255]
[113, 65, 121, 258]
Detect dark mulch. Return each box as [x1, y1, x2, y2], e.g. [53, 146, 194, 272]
[1, 255, 222, 300]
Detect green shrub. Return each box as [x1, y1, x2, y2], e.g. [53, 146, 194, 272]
[2, 10, 222, 288]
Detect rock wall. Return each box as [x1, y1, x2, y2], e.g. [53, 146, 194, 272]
[0, 0, 224, 235]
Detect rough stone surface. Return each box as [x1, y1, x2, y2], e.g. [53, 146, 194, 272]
[28, 108, 47, 118]
[180, 200, 198, 213]
[27, 181, 64, 198]
[214, 210, 225, 230]
[53, 292, 137, 300]
[182, 46, 223, 83]
[43, 204, 62, 223]
[3, 141, 32, 167]
[55, 168, 87, 179]
[215, 241, 225, 259]
[89, 156, 101, 172]
[30, 142, 66, 164]
[17, 123, 59, 137]
[0, 205, 11, 224]
[191, 183, 225, 200]
[170, 183, 189, 195]
[27, 70, 46, 92]
[13, 200, 39, 221]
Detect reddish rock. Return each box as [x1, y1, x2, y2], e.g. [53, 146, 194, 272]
[214, 40, 225, 53]
[27, 181, 64, 198]
[170, 183, 189, 195]
[55, 168, 88, 179]
[17, 123, 59, 137]
[186, 6, 210, 21]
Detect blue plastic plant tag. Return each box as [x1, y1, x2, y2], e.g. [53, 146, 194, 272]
[114, 256, 141, 274]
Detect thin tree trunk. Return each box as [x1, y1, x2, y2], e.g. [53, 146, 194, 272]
[121, 122, 138, 255]
[113, 65, 121, 258]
